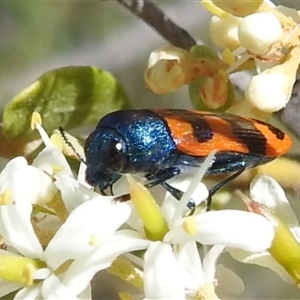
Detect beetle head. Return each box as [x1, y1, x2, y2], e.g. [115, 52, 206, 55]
[84, 127, 127, 190]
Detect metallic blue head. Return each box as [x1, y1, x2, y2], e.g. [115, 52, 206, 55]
[84, 127, 126, 190]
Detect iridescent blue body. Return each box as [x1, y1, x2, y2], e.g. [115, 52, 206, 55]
[84, 109, 291, 194]
[85, 110, 178, 189]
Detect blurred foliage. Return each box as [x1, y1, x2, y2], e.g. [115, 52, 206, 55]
[3, 66, 131, 140]
[0, 2, 126, 77]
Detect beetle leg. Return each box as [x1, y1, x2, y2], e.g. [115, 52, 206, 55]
[109, 185, 114, 196]
[163, 167, 246, 213]
[207, 168, 245, 210]
[112, 168, 180, 204]
[113, 168, 246, 213]
[161, 181, 196, 214]
[145, 167, 180, 188]
[100, 189, 107, 196]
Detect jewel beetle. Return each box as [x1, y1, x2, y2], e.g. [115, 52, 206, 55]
[81, 109, 292, 209]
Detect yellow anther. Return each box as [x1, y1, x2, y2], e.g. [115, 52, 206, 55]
[0, 189, 12, 205]
[31, 112, 42, 130]
[222, 48, 235, 65]
[52, 165, 64, 175]
[89, 234, 99, 247]
[50, 133, 64, 151]
[182, 217, 198, 236]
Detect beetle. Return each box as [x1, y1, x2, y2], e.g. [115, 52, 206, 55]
[82, 109, 292, 209]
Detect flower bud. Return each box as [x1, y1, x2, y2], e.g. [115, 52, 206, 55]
[145, 46, 228, 94]
[209, 15, 241, 50]
[238, 12, 282, 55]
[245, 71, 290, 112]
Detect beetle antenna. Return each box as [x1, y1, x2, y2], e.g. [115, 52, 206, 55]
[58, 126, 86, 164]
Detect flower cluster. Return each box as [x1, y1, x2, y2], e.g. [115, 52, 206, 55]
[207, 0, 300, 113]
[0, 1, 299, 299]
[0, 112, 298, 299]
[0, 113, 136, 299]
[145, 0, 300, 115]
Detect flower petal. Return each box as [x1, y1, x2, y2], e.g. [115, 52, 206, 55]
[176, 240, 204, 292]
[227, 248, 294, 284]
[167, 210, 274, 252]
[0, 157, 56, 205]
[250, 175, 300, 241]
[202, 245, 225, 282]
[54, 175, 98, 212]
[0, 279, 21, 298]
[209, 15, 241, 50]
[144, 242, 185, 300]
[0, 205, 43, 258]
[238, 12, 282, 55]
[62, 232, 149, 296]
[194, 210, 274, 252]
[33, 146, 72, 177]
[44, 198, 131, 270]
[14, 284, 42, 300]
[170, 152, 214, 225]
[42, 275, 80, 300]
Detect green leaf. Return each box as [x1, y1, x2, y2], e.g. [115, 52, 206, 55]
[3, 66, 131, 139]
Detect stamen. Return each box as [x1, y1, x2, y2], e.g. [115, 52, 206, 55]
[183, 217, 198, 236]
[31, 112, 42, 130]
[31, 112, 52, 147]
[0, 189, 12, 205]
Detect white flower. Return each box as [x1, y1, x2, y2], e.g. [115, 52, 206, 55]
[245, 70, 292, 112]
[238, 12, 282, 55]
[0, 113, 151, 299]
[119, 153, 275, 298]
[0, 195, 133, 299]
[150, 205, 274, 297]
[205, 1, 300, 113]
[209, 15, 241, 50]
[0, 157, 57, 207]
[164, 209, 274, 251]
[229, 174, 300, 284]
[32, 114, 96, 212]
[0, 112, 282, 298]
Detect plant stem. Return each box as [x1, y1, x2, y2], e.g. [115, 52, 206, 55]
[116, 0, 196, 50]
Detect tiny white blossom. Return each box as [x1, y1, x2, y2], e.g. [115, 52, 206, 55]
[245, 70, 292, 112]
[229, 174, 300, 284]
[33, 120, 95, 212]
[238, 12, 282, 55]
[250, 175, 300, 239]
[209, 15, 241, 50]
[205, 1, 300, 113]
[0, 157, 57, 207]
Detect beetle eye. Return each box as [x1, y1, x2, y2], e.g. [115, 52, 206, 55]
[106, 140, 127, 172]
